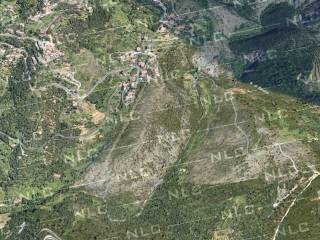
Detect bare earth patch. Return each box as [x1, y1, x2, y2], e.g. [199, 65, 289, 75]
[0, 213, 10, 230]
[79, 101, 106, 125]
[77, 82, 193, 204]
[188, 126, 316, 186]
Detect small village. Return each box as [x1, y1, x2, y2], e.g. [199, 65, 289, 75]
[118, 43, 161, 107]
[115, 10, 196, 107]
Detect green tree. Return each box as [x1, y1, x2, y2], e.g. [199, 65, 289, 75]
[16, 0, 44, 19]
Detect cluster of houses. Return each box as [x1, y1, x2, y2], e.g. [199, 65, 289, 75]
[119, 46, 160, 106]
[119, 57, 149, 106]
[116, 10, 192, 107]
[38, 37, 64, 63]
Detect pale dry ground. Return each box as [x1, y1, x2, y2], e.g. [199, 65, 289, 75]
[188, 120, 316, 185]
[211, 228, 234, 240]
[304, 51, 320, 92]
[192, 45, 225, 78]
[0, 214, 10, 230]
[79, 101, 106, 125]
[77, 79, 193, 202]
[76, 101, 106, 142]
[207, 2, 247, 36]
[191, 2, 246, 78]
